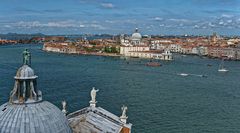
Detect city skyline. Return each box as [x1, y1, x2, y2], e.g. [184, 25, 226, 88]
[0, 0, 240, 35]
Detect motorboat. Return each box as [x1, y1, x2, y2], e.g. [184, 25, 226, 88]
[218, 59, 229, 72]
[178, 73, 189, 77]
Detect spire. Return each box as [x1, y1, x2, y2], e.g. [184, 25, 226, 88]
[9, 50, 42, 104]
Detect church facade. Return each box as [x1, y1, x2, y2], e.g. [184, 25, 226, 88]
[120, 28, 173, 60]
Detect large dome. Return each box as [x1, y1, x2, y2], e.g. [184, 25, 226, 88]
[0, 49, 72, 133]
[131, 28, 142, 41]
[0, 101, 72, 133]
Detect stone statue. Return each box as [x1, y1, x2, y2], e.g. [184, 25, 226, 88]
[121, 105, 128, 117]
[120, 105, 128, 123]
[22, 49, 31, 65]
[90, 87, 99, 103]
[62, 100, 67, 115]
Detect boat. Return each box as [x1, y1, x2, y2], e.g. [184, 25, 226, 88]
[195, 74, 208, 78]
[207, 64, 212, 67]
[146, 62, 161, 67]
[218, 69, 229, 72]
[200, 75, 208, 78]
[218, 59, 229, 72]
[177, 73, 189, 77]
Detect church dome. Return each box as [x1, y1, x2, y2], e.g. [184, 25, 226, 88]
[0, 49, 72, 133]
[131, 28, 142, 41]
[15, 65, 37, 79]
[0, 101, 72, 133]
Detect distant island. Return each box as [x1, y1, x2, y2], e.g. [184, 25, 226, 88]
[1, 32, 240, 60]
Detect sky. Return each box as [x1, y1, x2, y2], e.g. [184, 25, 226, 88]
[0, 0, 240, 35]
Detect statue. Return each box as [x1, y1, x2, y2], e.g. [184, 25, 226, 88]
[90, 87, 99, 103]
[22, 49, 31, 65]
[120, 105, 128, 123]
[62, 100, 67, 115]
[121, 105, 128, 117]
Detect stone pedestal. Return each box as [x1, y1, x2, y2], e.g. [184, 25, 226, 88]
[120, 116, 128, 123]
[89, 100, 97, 107]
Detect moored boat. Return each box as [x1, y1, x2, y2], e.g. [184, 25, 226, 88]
[146, 62, 161, 67]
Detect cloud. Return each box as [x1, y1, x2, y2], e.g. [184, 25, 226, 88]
[153, 17, 163, 21]
[227, 19, 233, 23]
[78, 0, 115, 9]
[16, 21, 42, 28]
[15, 8, 42, 14]
[43, 9, 63, 13]
[191, 15, 240, 29]
[208, 22, 216, 27]
[203, 9, 238, 14]
[4, 25, 11, 28]
[79, 24, 85, 28]
[221, 14, 234, 18]
[159, 24, 165, 27]
[100, 3, 115, 9]
[219, 21, 224, 25]
[7, 20, 106, 30]
[193, 25, 200, 29]
[15, 8, 64, 14]
[168, 18, 190, 22]
[89, 24, 106, 30]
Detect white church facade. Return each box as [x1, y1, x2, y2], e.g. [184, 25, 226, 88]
[120, 28, 173, 60]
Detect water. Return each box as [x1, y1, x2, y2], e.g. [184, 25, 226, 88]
[0, 44, 240, 133]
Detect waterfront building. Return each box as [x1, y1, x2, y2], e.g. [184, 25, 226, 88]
[191, 47, 199, 55]
[227, 38, 240, 47]
[180, 46, 194, 54]
[236, 48, 240, 60]
[208, 47, 240, 60]
[0, 50, 132, 133]
[170, 44, 182, 53]
[120, 28, 173, 60]
[0, 38, 17, 44]
[43, 42, 78, 54]
[198, 46, 208, 56]
[150, 39, 172, 50]
[150, 43, 167, 50]
[44, 36, 66, 42]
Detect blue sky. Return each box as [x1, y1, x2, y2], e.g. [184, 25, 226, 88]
[0, 0, 240, 35]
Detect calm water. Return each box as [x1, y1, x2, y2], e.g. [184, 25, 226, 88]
[0, 44, 240, 133]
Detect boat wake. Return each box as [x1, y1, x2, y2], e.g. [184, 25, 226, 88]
[177, 73, 207, 78]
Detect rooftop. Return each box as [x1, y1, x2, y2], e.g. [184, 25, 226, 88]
[68, 106, 132, 133]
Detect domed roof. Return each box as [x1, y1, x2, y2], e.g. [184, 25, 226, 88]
[0, 101, 72, 133]
[15, 65, 37, 79]
[131, 28, 142, 41]
[0, 49, 72, 133]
